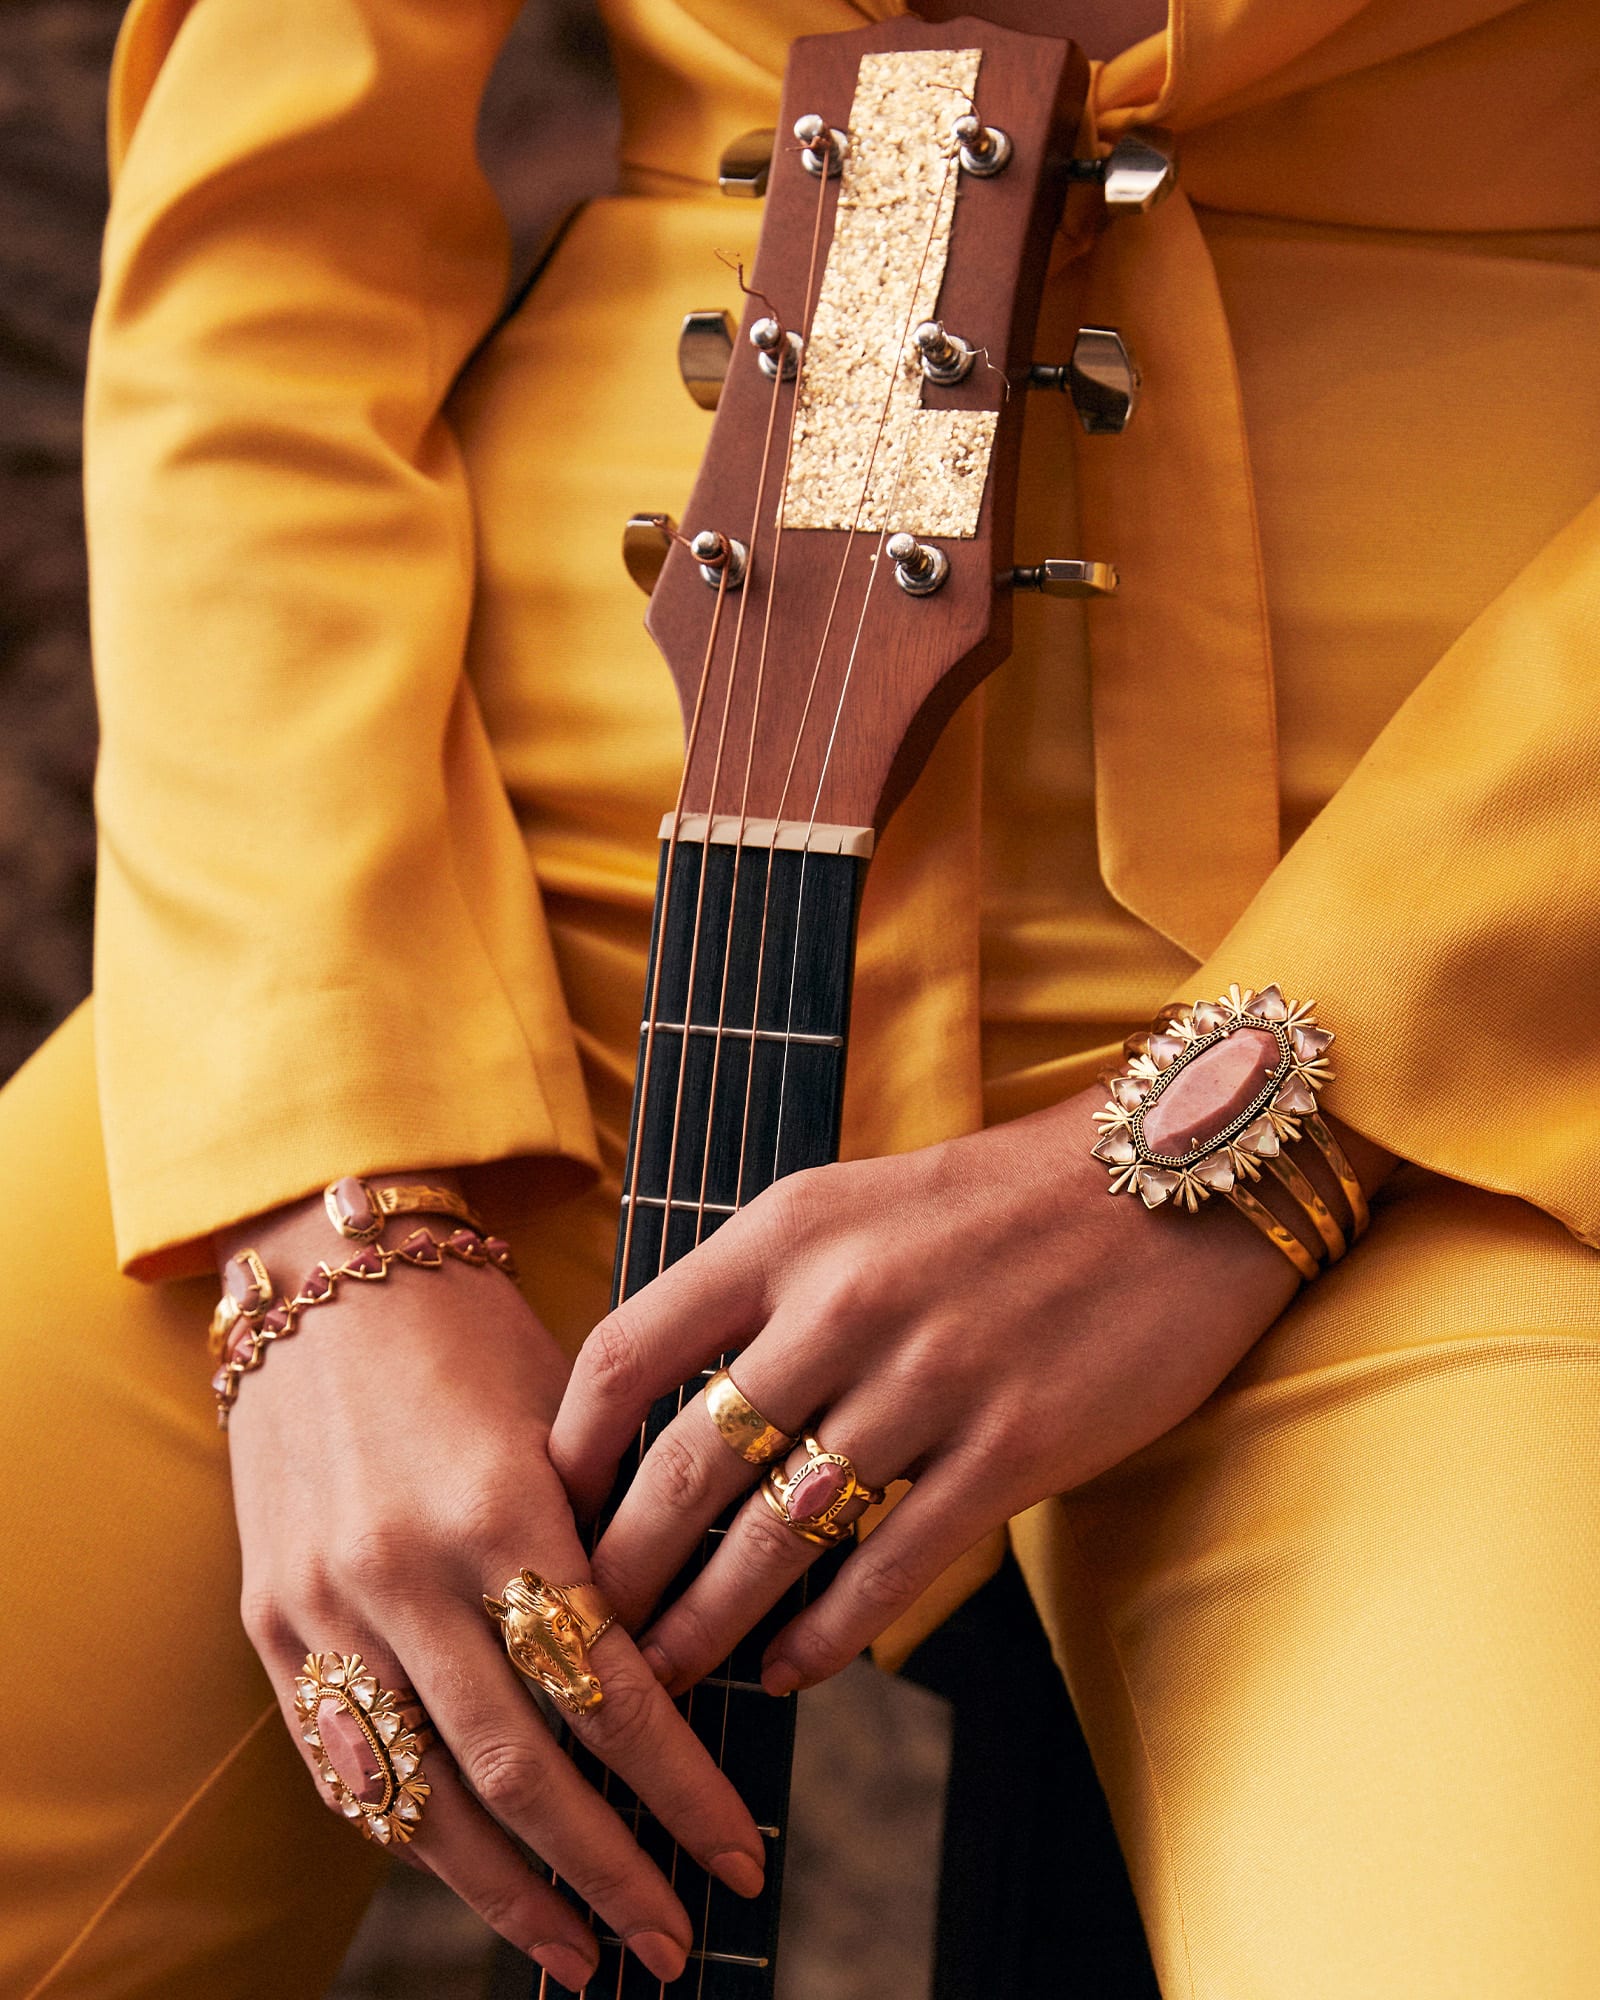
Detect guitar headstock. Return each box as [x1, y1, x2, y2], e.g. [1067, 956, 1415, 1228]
[644, 14, 1092, 836]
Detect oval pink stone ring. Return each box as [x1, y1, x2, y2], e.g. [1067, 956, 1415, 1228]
[294, 1651, 433, 1847]
[761, 1436, 887, 1548]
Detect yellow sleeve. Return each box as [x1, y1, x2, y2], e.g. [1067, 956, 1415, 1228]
[1184, 495, 1600, 1249]
[87, 0, 598, 1282]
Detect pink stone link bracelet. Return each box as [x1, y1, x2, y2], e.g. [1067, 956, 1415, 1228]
[209, 1222, 518, 1426]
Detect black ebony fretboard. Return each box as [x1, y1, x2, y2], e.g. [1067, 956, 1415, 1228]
[542, 833, 866, 2000]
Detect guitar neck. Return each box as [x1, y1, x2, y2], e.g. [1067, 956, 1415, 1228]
[616, 824, 866, 1294]
[555, 826, 867, 2000]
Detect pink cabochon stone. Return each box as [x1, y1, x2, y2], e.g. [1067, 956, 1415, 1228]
[317, 1699, 386, 1804]
[787, 1463, 849, 1525]
[328, 1176, 378, 1237]
[1141, 1027, 1280, 1156]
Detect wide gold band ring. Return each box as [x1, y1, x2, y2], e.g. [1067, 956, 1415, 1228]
[704, 1365, 797, 1467]
[484, 1570, 617, 1717]
[761, 1435, 887, 1548]
[295, 1652, 432, 1846]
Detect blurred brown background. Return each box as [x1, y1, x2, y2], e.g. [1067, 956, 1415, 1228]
[0, 4, 949, 1993]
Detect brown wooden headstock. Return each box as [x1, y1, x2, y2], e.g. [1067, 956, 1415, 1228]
[644, 13, 1089, 836]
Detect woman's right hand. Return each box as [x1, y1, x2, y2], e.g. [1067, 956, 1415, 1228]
[218, 1182, 767, 1991]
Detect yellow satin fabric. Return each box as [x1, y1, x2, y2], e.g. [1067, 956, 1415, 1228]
[3, 0, 1599, 1992]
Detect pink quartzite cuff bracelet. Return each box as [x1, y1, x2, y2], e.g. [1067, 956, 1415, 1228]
[1091, 982, 1369, 1281]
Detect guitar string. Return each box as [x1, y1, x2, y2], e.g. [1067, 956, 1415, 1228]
[691, 162, 831, 1254]
[572, 154, 831, 2000]
[545, 559, 732, 2000]
[683, 157, 834, 2000]
[650, 270, 799, 1289]
[578, 108, 961, 2000]
[728, 142, 953, 1215]
[640, 267, 798, 2000]
[769, 144, 960, 1182]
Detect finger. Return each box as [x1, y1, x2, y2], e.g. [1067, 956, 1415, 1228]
[551, 1190, 790, 1516]
[636, 1407, 913, 1696]
[588, 1332, 837, 1632]
[758, 1458, 1029, 1695]
[260, 1635, 600, 1992]
[393, 1598, 768, 1978]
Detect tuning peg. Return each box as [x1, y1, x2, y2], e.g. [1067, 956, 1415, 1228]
[914, 320, 976, 386]
[1028, 327, 1140, 433]
[718, 128, 775, 199]
[1004, 559, 1119, 599]
[1067, 130, 1177, 214]
[678, 311, 735, 410]
[951, 111, 1011, 178]
[793, 114, 848, 180]
[690, 528, 747, 590]
[623, 514, 676, 595]
[887, 532, 949, 597]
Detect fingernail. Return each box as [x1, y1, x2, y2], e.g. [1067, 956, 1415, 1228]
[762, 1660, 801, 1697]
[532, 1940, 597, 1990]
[711, 1847, 765, 1898]
[628, 1930, 689, 1982]
[641, 1641, 672, 1685]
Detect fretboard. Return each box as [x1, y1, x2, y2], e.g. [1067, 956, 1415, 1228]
[546, 830, 866, 1999]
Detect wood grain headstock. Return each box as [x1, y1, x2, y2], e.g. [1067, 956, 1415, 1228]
[645, 14, 1089, 835]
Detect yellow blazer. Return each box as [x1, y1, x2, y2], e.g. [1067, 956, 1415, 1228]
[86, 0, 1600, 1296]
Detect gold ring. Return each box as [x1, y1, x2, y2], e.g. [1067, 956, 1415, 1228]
[484, 1571, 616, 1717]
[761, 1435, 886, 1548]
[295, 1652, 432, 1846]
[704, 1366, 797, 1466]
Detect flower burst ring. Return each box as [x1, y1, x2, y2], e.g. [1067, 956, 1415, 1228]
[294, 1651, 432, 1846]
[1092, 982, 1335, 1213]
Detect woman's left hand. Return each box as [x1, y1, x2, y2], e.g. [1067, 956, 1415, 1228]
[550, 1088, 1373, 1699]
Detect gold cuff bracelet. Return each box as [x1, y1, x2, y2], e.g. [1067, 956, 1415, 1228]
[1092, 982, 1368, 1281]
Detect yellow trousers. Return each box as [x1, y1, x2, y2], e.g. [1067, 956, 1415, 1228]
[6, 1003, 1600, 1998]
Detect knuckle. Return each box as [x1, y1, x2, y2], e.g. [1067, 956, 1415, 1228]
[755, 1168, 822, 1244]
[463, 1737, 551, 1825]
[655, 1592, 720, 1670]
[579, 1670, 656, 1756]
[239, 1586, 295, 1655]
[849, 1537, 920, 1615]
[470, 1875, 547, 1949]
[337, 1519, 414, 1598]
[739, 1504, 808, 1572]
[584, 1308, 645, 1407]
[648, 1427, 712, 1515]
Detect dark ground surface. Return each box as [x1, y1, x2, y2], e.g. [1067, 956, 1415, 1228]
[0, 6, 949, 1993]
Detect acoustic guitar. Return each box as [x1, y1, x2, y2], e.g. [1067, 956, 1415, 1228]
[539, 10, 1167, 1991]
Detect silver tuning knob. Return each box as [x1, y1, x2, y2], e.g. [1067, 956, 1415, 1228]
[718, 129, 774, 199]
[690, 529, 747, 590]
[1029, 327, 1140, 434]
[623, 514, 677, 595]
[1005, 560, 1119, 599]
[794, 114, 848, 179]
[1068, 130, 1177, 214]
[678, 310, 735, 410]
[887, 532, 949, 596]
[951, 112, 1011, 177]
[914, 320, 976, 386]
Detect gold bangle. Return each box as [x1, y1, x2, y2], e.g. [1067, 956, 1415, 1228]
[1303, 1111, 1371, 1239]
[325, 1175, 482, 1242]
[1226, 1182, 1322, 1281]
[1092, 981, 1368, 1285]
[1264, 1151, 1347, 1262]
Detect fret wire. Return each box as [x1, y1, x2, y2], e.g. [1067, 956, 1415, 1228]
[596, 1938, 771, 1972]
[639, 1020, 843, 1048]
[620, 1194, 738, 1217]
